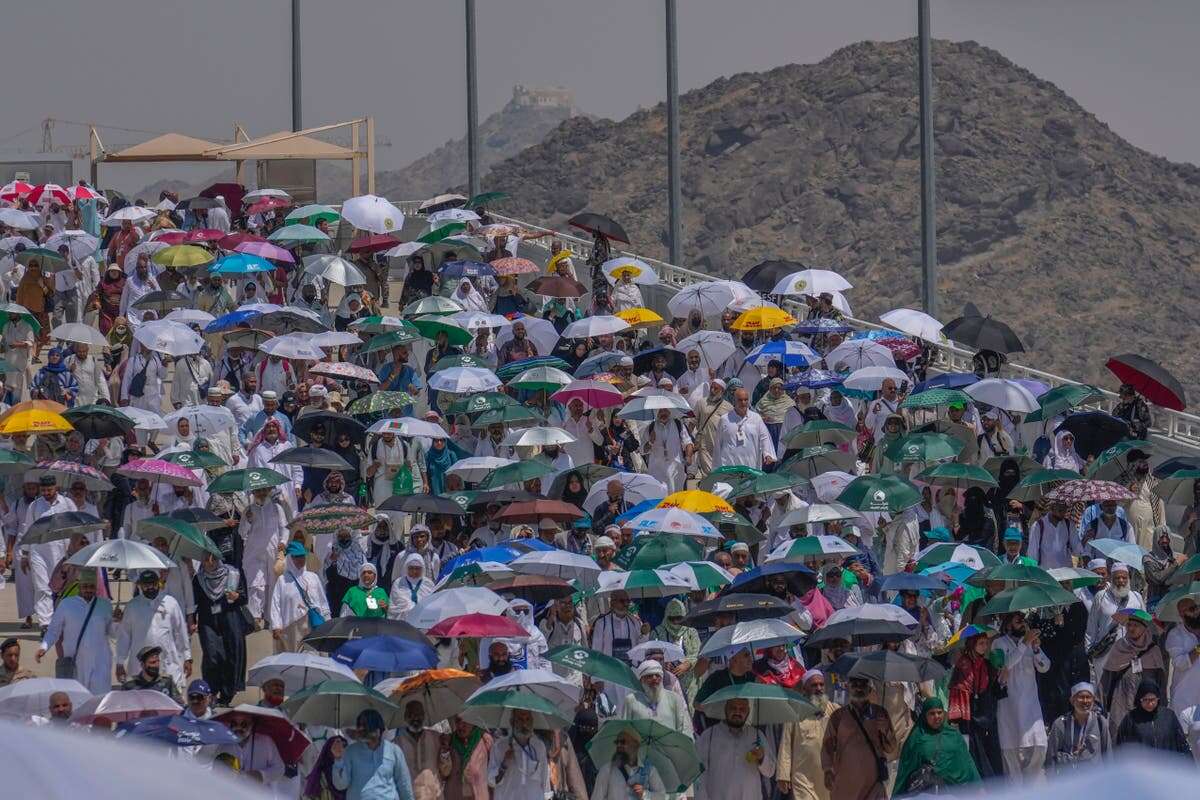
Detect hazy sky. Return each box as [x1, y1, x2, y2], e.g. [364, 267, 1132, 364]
[4, 0, 1199, 194]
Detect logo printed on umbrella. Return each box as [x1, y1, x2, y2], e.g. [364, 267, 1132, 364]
[906, 444, 920, 455]
[384, 217, 395, 231]
[565, 648, 589, 666]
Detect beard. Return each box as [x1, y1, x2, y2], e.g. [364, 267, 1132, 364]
[1113, 585, 1130, 599]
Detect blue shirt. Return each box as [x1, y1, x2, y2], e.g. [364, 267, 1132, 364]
[239, 409, 292, 445]
[332, 740, 414, 800]
[376, 362, 422, 415]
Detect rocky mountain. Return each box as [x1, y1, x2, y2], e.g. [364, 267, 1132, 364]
[485, 39, 1200, 397]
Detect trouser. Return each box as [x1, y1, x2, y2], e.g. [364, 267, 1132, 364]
[1002, 746, 1046, 783]
[54, 289, 79, 324]
[30, 554, 55, 627]
[6, 364, 29, 402]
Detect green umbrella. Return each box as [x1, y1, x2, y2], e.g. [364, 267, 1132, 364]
[976, 584, 1079, 618]
[1153, 581, 1200, 623]
[350, 315, 417, 335]
[728, 472, 811, 500]
[268, 223, 328, 243]
[160, 450, 227, 469]
[15, 247, 65, 267]
[281, 680, 404, 728]
[915, 543, 1001, 571]
[1155, 469, 1200, 506]
[885, 432, 964, 463]
[1025, 383, 1104, 423]
[779, 444, 854, 479]
[1087, 439, 1153, 481]
[460, 689, 572, 730]
[702, 509, 765, 544]
[697, 683, 818, 725]
[417, 222, 467, 244]
[667, 561, 734, 591]
[0, 448, 33, 475]
[617, 534, 703, 570]
[0, 302, 41, 334]
[472, 405, 545, 428]
[63, 404, 135, 438]
[783, 420, 856, 449]
[476, 460, 554, 489]
[130, 515, 220, 561]
[402, 296, 464, 316]
[546, 645, 641, 691]
[465, 191, 508, 209]
[446, 392, 517, 416]
[698, 465, 764, 492]
[546, 464, 619, 498]
[494, 357, 571, 382]
[285, 203, 340, 225]
[587, 719, 702, 793]
[1007, 468, 1081, 502]
[363, 329, 422, 354]
[508, 366, 574, 392]
[1045, 567, 1103, 590]
[914, 462, 998, 490]
[412, 315, 473, 347]
[900, 388, 972, 410]
[348, 391, 416, 420]
[836, 474, 922, 514]
[207, 467, 291, 494]
[967, 563, 1058, 588]
[430, 354, 491, 373]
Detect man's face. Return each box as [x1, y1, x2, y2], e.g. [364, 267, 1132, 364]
[948, 405, 964, 422]
[40, 483, 56, 501]
[262, 680, 286, 707]
[1, 643, 18, 671]
[733, 389, 750, 415]
[143, 653, 162, 677]
[78, 579, 97, 602]
[881, 380, 897, 399]
[733, 549, 749, 567]
[513, 323, 526, 341]
[1113, 571, 1130, 589]
[1007, 613, 1028, 637]
[596, 546, 615, 564]
[804, 677, 825, 698]
[243, 374, 257, 393]
[687, 352, 701, 370]
[229, 714, 253, 742]
[511, 709, 534, 737]
[640, 672, 662, 693]
[1180, 599, 1200, 625]
[610, 593, 630, 615]
[1100, 501, 1118, 517]
[264, 398, 278, 415]
[848, 677, 870, 700]
[188, 692, 210, 717]
[1004, 539, 1022, 557]
[725, 699, 750, 728]
[730, 649, 753, 674]
[607, 482, 623, 502]
[405, 701, 426, 731]
[488, 643, 510, 668]
[48, 692, 72, 721]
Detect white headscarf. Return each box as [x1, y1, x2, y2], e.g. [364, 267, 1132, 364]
[454, 279, 487, 313]
[1044, 430, 1084, 471]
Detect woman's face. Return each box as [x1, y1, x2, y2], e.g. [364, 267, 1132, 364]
[1140, 691, 1160, 713]
[337, 433, 351, 449]
[924, 706, 946, 730]
[568, 476, 582, 492]
[177, 419, 190, 438]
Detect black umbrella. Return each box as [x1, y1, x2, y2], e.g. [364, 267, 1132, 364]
[1055, 412, 1130, 460]
[683, 593, 794, 628]
[302, 616, 430, 653]
[545, 464, 620, 500]
[830, 650, 946, 684]
[470, 488, 538, 508]
[23, 511, 105, 544]
[62, 404, 136, 438]
[805, 610, 917, 649]
[941, 314, 1024, 354]
[257, 309, 328, 335]
[1106, 353, 1186, 411]
[1155, 456, 1200, 480]
[292, 412, 367, 447]
[722, 562, 817, 598]
[487, 575, 575, 604]
[567, 212, 629, 243]
[379, 493, 468, 516]
[270, 446, 352, 470]
[632, 347, 687, 379]
[740, 259, 805, 294]
[132, 290, 190, 313]
[179, 196, 219, 211]
[166, 508, 225, 531]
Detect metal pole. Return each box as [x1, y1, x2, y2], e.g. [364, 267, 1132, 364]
[918, 0, 937, 316]
[665, 0, 682, 265]
[466, 0, 480, 198]
[291, 0, 302, 131]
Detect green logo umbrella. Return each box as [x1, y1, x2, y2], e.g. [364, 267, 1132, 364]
[364, 329, 422, 354]
[160, 450, 227, 470]
[884, 432, 963, 463]
[1024, 383, 1104, 422]
[1152, 580, 1200, 623]
[616, 535, 703, 570]
[476, 460, 554, 490]
[472, 405, 546, 428]
[966, 562, 1058, 589]
[207, 467, 291, 494]
[413, 315, 473, 347]
[782, 419, 857, 449]
[728, 472, 811, 500]
[347, 391, 416, 421]
[976, 584, 1079, 617]
[429, 354, 491, 373]
[460, 689, 572, 730]
[281, 680, 404, 728]
[416, 222, 467, 245]
[130, 515, 220, 561]
[697, 683, 818, 725]
[1006, 468, 1081, 502]
[446, 392, 517, 416]
[546, 645, 641, 692]
[697, 464, 764, 492]
[899, 388, 971, 410]
[587, 719, 702, 792]
[778, 444, 855, 479]
[836, 474, 922, 514]
[1087, 439, 1154, 481]
[701, 509, 764, 545]
[914, 462, 998, 490]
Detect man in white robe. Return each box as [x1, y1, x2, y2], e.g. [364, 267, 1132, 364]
[120, 346, 167, 418]
[170, 352, 213, 409]
[205, 386, 245, 466]
[396, 700, 448, 800]
[66, 343, 110, 406]
[992, 611, 1050, 783]
[620, 659, 694, 737]
[1084, 562, 1145, 650]
[488, 708, 549, 800]
[881, 507, 921, 574]
[864, 379, 904, 442]
[642, 409, 694, 493]
[115, 570, 192, 689]
[118, 478, 157, 539]
[695, 698, 776, 800]
[225, 372, 264, 428]
[2, 317, 35, 402]
[207, 196, 232, 233]
[675, 348, 708, 398]
[269, 541, 330, 653]
[713, 388, 776, 470]
[557, 399, 601, 468]
[22, 475, 78, 628]
[117, 255, 160, 328]
[7, 475, 41, 626]
[240, 486, 293, 622]
[222, 711, 287, 788]
[36, 569, 113, 694]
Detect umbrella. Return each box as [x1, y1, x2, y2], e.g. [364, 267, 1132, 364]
[616, 535, 704, 570]
[428, 366, 501, 394]
[151, 244, 214, 269]
[728, 472, 811, 501]
[460, 689, 572, 731]
[602, 258, 658, 285]
[342, 194, 405, 234]
[976, 584, 1079, 617]
[840, 366, 907, 393]
[285, 203, 339, 225]
[1007, 468, 1081, 502]
[697, 683, 817, 725]
[72, 689, 180, 725]
[586, 719, 701, 793]
[447, 456, 514, 484]
[425, 613, 527, 640]
[552, 380, 624, 410]
[1025, 383, 1105, 422]
[45, 230, 100, 260]
[626, 507, 719, 539]
[293, 411, 367, 445]
[233, 240, 296, 265]
[779, 422, 857, 454]
[131, 290, 190, 314]
[302, 616, 429, 653]
[618, 392, 692, 422]
[764, 535, 858, 563]
[941, 313, 1024, 353]
[741, 259, 805, 293]
[132, 320, 203, 356]
[840, 650, 946, 683]
[290, 504, 376, 537]
[508, 366, 575, 393]
[384, 668, 480, 724]
[333, 636, 439, 673]
[1153, 469, 1200, 506]
[0, 448, 34, 477]
[206, 467, 291, 494]
[884, 432, 964, 464]
[66, 538, 174, 571]
[744, 339, 818, 370]
[211, 252, 275, 275]
[595, 568, 693, 599]
[502, 427, 577, 448]
[725, 562, 817, 597]
[115, 715, 239, 748]
[1151, 581, 1200, 623]
[476, 460, 554, 490]
[408, 586, 509, 629]
[879, 308, 945, 342]
[561, 314, 631, 340]
[1045, 479, 1136, 504]
[683, 593, 794, 627]
[378, 493, 469, 516]
[770, 268, 852, 295]
[163, 405, 236, 437]
[1087, 538, 1150, 568]
[699, 618, 806, 657]
[260, 334, 325, 361]
[467, 667, 582, 709]
[914, 542, 1001, 571]
[130, 516, 220, 560]
[494, 499, 586, 524]
[824, 340, 894, 372]
[1087, 439, 1155, 481]
[967, 562, 1058, 588]
[657, 489, 733, 514]
[1045, 566, 1103, 590]
[448, 311, 512, 333]
[302, 254, 367, 287]
[0, 209, 39, 230]
[899, 388, 972, 410]
[21, 511, 106, 545]
[836, 474, 922, 514]
[546, 645, 641, 691]
[806, 604, 918, 648]
[160, 450, 226, 471]
[774, 502, 861, 528]
[581, 473, 669, 515]
[666, 281, 744, 321]
[915, 462, 998, 490]
[730, 307, 796, 332]
[964, 378, 1040, 413]
[490, 256, 539, 276]
[268, 223, 329, 244]
[486, 575, 576, 604]
[1106, 353, 1186, 410]
[875, 572, 952, 593]
[527, 274, 587, 298]
[667, 560, 734, 591]
[117, 457, 203, 487]
[0, 678, 91, 720]
[268, 447, 352, 472]
[567, 212, 628, 242]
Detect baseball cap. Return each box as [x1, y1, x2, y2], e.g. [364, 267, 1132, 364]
[188, 679, 212, 697]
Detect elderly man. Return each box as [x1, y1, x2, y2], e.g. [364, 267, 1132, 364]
[240, 389, 293, 444]
[1085, 562, 1146, 651]
[621, 659, 693, 737]
[241, 485, 293, 623]
[820, 676, 896, 800]
[864, 379, 904, 442]
[590, 590, 646, 665]
[117, 253, 160, 328]
[591, 479, 630, 535]
[115, 570, 192, 691]
[37, 568, 113, 693]
[44, 691, 75, 725]
[696, 697, 776, 800]
[713, 388, 776, 469]
[691, 377, 732, 475]
[487, 708, 547, 800]
[22, 474, 78, 629]
[642, 407, 694, 493]
[224, 709, 287, 787]
[779, 671, 838, 800]
[559, 398, 601, 468]
[66, 342, 110, 406]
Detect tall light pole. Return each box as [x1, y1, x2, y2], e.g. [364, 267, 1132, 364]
[665, 0, 682, 265]
[465, 0, 480, 198]
[291, 0, 302, 131]
[918, 0, 938, 316]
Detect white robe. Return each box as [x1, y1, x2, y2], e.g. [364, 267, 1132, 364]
[171, 355, 213, 408]
[694, 723, 776, 800]
[992, 634, 1050, 749]
[67, 353, 110, 406]
[559, 413, 600, 470]
[3, 320, 34, 401]
[115, 592, 191, 688]
[881, 509, 921, 574]
[1166, 625, 1200, 706]
[1027, 516, 1083, 569]
[239, 496, 292, 619]
[119, 498, 156, 540]
[248, 441, 301, 512]
[121, 349, 166, 414]
[225, 391, 264, 428]
[643, 418, 692, 493]
[1085, 587, 1146, 650]
[712, 409, 776, 469]
[488, 735, 549, 800]
[388, 575, 434, 621]
[370, 438, 407, 507]
[8, 494, 37, 618]
[269, 566, 330, 630]
[22, 494, 78, 626]
[117, 274, 161, 327]
[41, 595, 114, 694]
[593, 761, 666, 800]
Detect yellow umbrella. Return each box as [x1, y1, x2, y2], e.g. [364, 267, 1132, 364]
[658, 490, 734, 513]
[547, 250, 573, 273]
[152, 244, 214, 268]
[616, 307, 663, 327]
[0, 408, 73, 435]
[731, 307, 797, 331]
[0, 399, 67, 424]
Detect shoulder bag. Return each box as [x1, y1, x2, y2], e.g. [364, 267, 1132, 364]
[55, 597, 98, 680]
[287, 571, 327, 630]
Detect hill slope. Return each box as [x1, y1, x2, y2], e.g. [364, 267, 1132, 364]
[485, 39, 1200, 394]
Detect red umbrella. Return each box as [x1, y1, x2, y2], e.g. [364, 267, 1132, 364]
[184, 228, 225, 244]
[199, 182, 246, 217]
[0, 180, 33, 202]
[246, 197, 292, 216]
[1106, 353, 1186, 411]
[494, 499, 586, 524]
[26, 183, 71, 206]
[68, 184, 104, 202]
[877, 337, 922, 361]
[219, 231, 266, 250]
[213, 704, 310, 763]
[349, 233, 402, 253]
[490, 257, 539, 276]
[426, 612, 529, 639]
[152, 231, 187, 245]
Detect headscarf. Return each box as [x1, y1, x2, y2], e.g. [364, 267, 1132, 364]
[823, 392, 857, 428]
[107, 316, 132, 350]
[199, 556, 232, 603]
[958, 487, 990, 541]
[755, 382, 796, 424]
[303, 736, 348, 800]
[798, 586, 834, 628]
[454, 279, 486, 312]
[425, 438, 465, 495]
[659, 598, 687, 640]
[248, 418, 284, 456]
[402, 553, 426, 602]
[1105, 618, 1162, 672]
[357, 561, 378, 591]
[894, 697, 981, 791]
[1046, 430, 1084, 471]
[333, 528, 367, 581]
[1119, 679, 1190, 753]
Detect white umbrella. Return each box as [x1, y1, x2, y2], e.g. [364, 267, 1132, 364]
[627, 508, 720, 539]
[164, 405, 236, 436]
[428, 366, 501, 394]
[341, 194, 405, 234]
[67, 539, 174, 571]
[728, 296, 781, 314]
[582, 472, 669, 515]
[408, 586, 509, 629]
[367, 417, 447, 438]
[699, 618, 806, 657]
[776, 502, 861, 528]
[494, 315, 559, 356]
[0, 678, 91, 720]
[810, 471, 856, 503]
[842, 366, 909, 391]
[964, 378, 1040, 413]
[668, 280, 744, 319]
[0, 235, 37, 253]
[601, 257, 658, 285]
[618, 393, 692, 421]
[152, 198, 178, 212]
[628, 640, 686, 664]
[71, 689, 182, 725]
[502, 427, 576, 447]
[50, 322, 107, 347]
[0, 208, 40, 230]
[133, 320, 203, 356]
[164, 308, 215, 327]
[260, 334, 325, 361]
[102, 206, 154, 226]
[673, 329, 735, 372]
[448, 311, 511, 332]
[509, 550, 601, 585]
[466, 668, 582, 708]
[561, 315, 631, 339]
[45, 230, 99, 260]
[118, 406, 166, 431]
[828, 290, 853, 316]
[769, 269, 853, 296]
[447, 456, 515, 483]
[243, 188, 292, 202]
[764, 535, 859, 563]
[247, 652, 359, 694]
[880, 308, 945, 342]
[303, 254, 366, 287]
[123, 240, 168, 271]
[427, 208, 480, 226]
[309, 331, 363, 348]
[383, 241, 426, 259]
[824, 339, 895, 372]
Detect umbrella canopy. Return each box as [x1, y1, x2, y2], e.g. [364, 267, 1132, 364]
[163, 404, 236, 437]
[22, 511, 106, 545]
[333, 636, 439, 673]
[1153, 469, 1200, 506]
[0, 407, 71, 435]
[66, 539, 174, 571]
[561, 314, 631, 339]
[1106, 353, 1186, 410]
[915, 462, 998, 490]
[130, 516, 220, 560]
[967, 562, 1059, 589]
[206, 467, 291, 494]
[836, 474, 922, 514]
[658, 489, 733, 514]
[730, 306, 796, 332]
[1025, 383, 1105, 422]
[740, 259, 805, 293]
[268, 223, 329, 244]
[1087, 439, 1155, 481]
[595, 568, 694, 599]
[1087, 538, 1150, 568]
[486, 575, 576, 604]
[914, 542, 1001, 571]
[667, 561, 735, 591]
[342, 194, 405, 234]
[425, 613, 527, 640]
[1151, 581, 1200, 623]
[942, 313, 1024, 353]
[977, 584, 1079, 617]
[1045, 479, 1136, 504]
[428, 366, 501, 394]
[806, 604, 918, 648]
[72, 689, 180, 725]
[725, 562, 817, 597]
[527, 275, 587, 298]
[1007, 468, 1081, 502]
[964, 378, 1039, 413]
[699, 618, 806, 657]
[616, 535, 705, 570]
[875, 572, 952, 593]
[246, 652, 360, 694]
[303, 255, 366, 287]
[745, 339, 818, 369]
[408, 586, 509, 629]
[825, 339, 895, 371]
[286, 203, 339, 225]
[50, 322, 108, 347]
[885, 432, 964, 464]
[1055, 412, 1130, 459]
[0, 678, 91, 720]
[117, 457, 203, 487]
[546, 645, 641, 691]
[270, 446, 352, 471]
[764, 535, 858, 563]
[278, 681, 402, 729]
[383, 668, 480, 725]
[133, 320, 203, 356]
[683, 593, 794, 627]
[567, 212, 629, 242]
[302, 617, 429, 653]
[494, 499, 586, 524]
[839, 650, 946, 683]
[697, 683, 817, 726]
[460, 689, 572, 731]
[586, 719, 702, 793]
[290, 503, 376, 537]
[293, 412, 367, 446]
[900, 388, 972, 410]
[552, 380, 625, 410]
[774, 502, 861, 529]
[769, 268, 852, 296]
[626, 507, 719, 539]
[115, 714, 239, 748]
[879, 308, 945, 342]
[476, 460, 554, 490]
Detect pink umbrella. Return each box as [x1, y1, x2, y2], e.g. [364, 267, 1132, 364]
[184, 229, 224, 244]
[71, 689, 181, 725]
[117, 458, 204, 487]
[151, 231, 187, 245]
[26, 183, 70, 206]
[552, 380, 624, 409]
[245, 197, 292, 216]
[235, 240, 295, 264]
[877, 337, 922, 361]
[33, 460, 113, 491]
[490, 257, 539, 276]
[308, 361, 379, 383]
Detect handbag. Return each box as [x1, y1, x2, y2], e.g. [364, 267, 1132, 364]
[55, 597, 98, 680]
[904, 762, 945, 794]
[288, 571, 326, 629]
[129, 356, 151, 398]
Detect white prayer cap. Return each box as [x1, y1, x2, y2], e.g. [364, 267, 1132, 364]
[1087, 558, 1107, 570]
[803, 669, 825, 686]
[619, 355, 634, 367]
[636, 659, 663, 678]
[262, 390, 278, 400]
[594, 536, 615, 550]
[657, 377, 674, 388]
[1111, 562, 1130, 575]
[309, 385, 328, 398]
[1071, 681, 1096, 698]
[730, 542, 750, 554]
[22, 470, 38, 483]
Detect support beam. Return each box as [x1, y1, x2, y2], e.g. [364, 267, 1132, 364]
[367, 116, 376, 194]
[665, 0, 682, 265]
[465, 0, 480, 198]
[351, 122, 360, 197]
[918, 0, 938, 317]
[291, 0, 302, 132]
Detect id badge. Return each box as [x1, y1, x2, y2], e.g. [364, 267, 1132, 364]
[1132, 658, 1142, 674]
[366, 595, 379, 610]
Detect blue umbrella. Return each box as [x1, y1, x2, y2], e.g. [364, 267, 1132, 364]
[746, 340, 818, 368]
[495, 538, 556, 553]
[575, 351, 627, 378]
[440, 260, 496, 279]
[876, 572, 950, 593]
[793, 319, 853, 335]
[850, 329, 907, 341]
[615, 497, 665, 524]
[919, 561, 977, 588]
[912, 372, 979, 394]
[1087, 538, 1149, 568]
[787, 369, 842, 390]
[204, 308, 261, 334]
[116, 714, 240, 747]
[442, 545, 524, 576]
[211, 252, 275, 275]
[333, 636, 439, 673]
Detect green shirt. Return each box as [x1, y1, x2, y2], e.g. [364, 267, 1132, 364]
[341, 585, 389, 618]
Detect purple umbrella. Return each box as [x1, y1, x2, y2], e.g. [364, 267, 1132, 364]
[235, 240, 295, 264]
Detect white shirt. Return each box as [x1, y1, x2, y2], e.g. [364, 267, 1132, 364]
[1027, 515, 1083, 569]
[992, 633, 1050, 749]
[67, 353, 110, 406]
[712, 409, 776, 469]
[488, 735, 549, 800]
[695, 723, 776, 800]
[225, 391, 264, 427]
[558, 412, 599, 470]
[1085, 586, 1146, 649]
[270, 567, 330, 630]
[114, 592, 191, 683]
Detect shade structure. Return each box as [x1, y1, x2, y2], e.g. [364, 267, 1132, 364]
[103, 132, 222, 162]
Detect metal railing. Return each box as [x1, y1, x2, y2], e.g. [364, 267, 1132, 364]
[391, 202, 1200, 453]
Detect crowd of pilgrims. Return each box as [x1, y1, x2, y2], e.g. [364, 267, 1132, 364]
[0, 182, 1196, 800]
